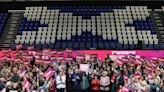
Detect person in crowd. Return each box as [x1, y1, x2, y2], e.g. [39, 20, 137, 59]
[150, 78, 161, 92]
[56, 71, 66, 92]
[110, 74, 117, 92]
[116, 70, 124, 91]
[0, 50, 163, 92]
[81, 72, 90, 92]
[100, 71, 110, 92]
[91, 75, 100, 92]
[48, 77, 56, 92]
[72, 69, 82, 92]
[0, 78, 5, 91]
[66, 68, 73, 92]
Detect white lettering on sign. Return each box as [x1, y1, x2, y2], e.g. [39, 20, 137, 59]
[112, 51, 136, 55]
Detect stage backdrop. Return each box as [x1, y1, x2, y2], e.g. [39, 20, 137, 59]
[76, 50, 164, 60]
[0, 50, 164, 61]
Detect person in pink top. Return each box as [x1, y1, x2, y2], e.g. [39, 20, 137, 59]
[48, 77, 56, 92]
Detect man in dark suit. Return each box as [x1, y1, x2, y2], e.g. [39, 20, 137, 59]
[72, 69, 82, 92]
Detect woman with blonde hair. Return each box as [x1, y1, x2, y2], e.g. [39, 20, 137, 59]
[100, 71, 110, 92]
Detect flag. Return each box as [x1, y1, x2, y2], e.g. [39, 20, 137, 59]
[35, 59, 43, 65]
[27, 45, 34, 50]
[25, 55, 33, 60]
[56, 51, 63, 55]
[16, 44, 23, 50]
[56, 57, 64, 61]
[150, 58, 157, 63]
[128, 54, 136, 59]
[65, 57, 73, 62]
[43, 60, 51, 65]
[158, 57, 164, 62]
[134, 73, 141, 79]
[145, 74, 152, 81]
[19, 70, 26, 78]
[65, 48, 72, 53]
[115, 59, 123, 65]
[85, 54, 90, 61]
[122, 86, 129, 92]
[151, 63, 157, 68]
[124, 75, 128, 80]
[90, 54, 97, 61]
[50, 56, 56, 60]
[50, 50, 57, 56]
[5, 56, 12, 62]
[35, 51, 42, 56]
[23, 62, 31, 67]
[121, 57, 129, 62]
[23, 79, 31, 90]
[35, 55, 41, 60]
[22, 51, 29, 56]
[1, 48, 11, 54]
[0, 55, 7, 62]
[90, 54, 97, 58]
[14, 58, 21, 63]
[14, 51, 20, 58]
[136, 58, 142, 65]
[76, 55, 84, 60]
[146, 66, 152, 72]
[44, 68, 53, 80]
[28, 50, 35, 56]
[42, 49, 50, 56]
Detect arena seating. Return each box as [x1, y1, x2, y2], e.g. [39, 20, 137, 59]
[14, 6, 161, 50]
[0, 13, 8, 35]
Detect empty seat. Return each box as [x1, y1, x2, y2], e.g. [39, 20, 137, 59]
[11, 6, 161, 50]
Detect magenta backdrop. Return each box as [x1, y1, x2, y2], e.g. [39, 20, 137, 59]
[0, 50, 164, 60]
[77, 50, 164, 60]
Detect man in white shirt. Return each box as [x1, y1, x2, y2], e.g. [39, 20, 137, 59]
[56, 71, 66, 92]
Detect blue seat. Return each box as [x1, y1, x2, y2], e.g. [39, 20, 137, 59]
[82, 38, 86, 42]
[37, 43, 43, 50]
[154, 44, 159, 49]
[55, 41, 61, 49]
[159, 44, 164, 49]
[68, 42, 73, 48]
[73, 42, 79, 50]
[61, 41, 68, 49]
[43, 43, 49, 48]
[98, 42, 104, 49]
[86, 42, 91, 49]
[110, 42, 116, 49]
[123, 44, 129, 50]
[104, 41, 110, 49]
[143, 44, 148, 49]
[117, 43, 122, 50]
[147, 44, 154, 49]
[50, 43, 55, 49]
[129, 44, 135, 49]
[91, 42, 97, 49]
[79, 42, 85, 49]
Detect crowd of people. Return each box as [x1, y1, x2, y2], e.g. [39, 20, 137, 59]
[0, 50, 163, 92]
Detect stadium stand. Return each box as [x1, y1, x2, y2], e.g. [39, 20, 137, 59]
[10, 6, 163, 50]
[0, 13, 8, 36]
